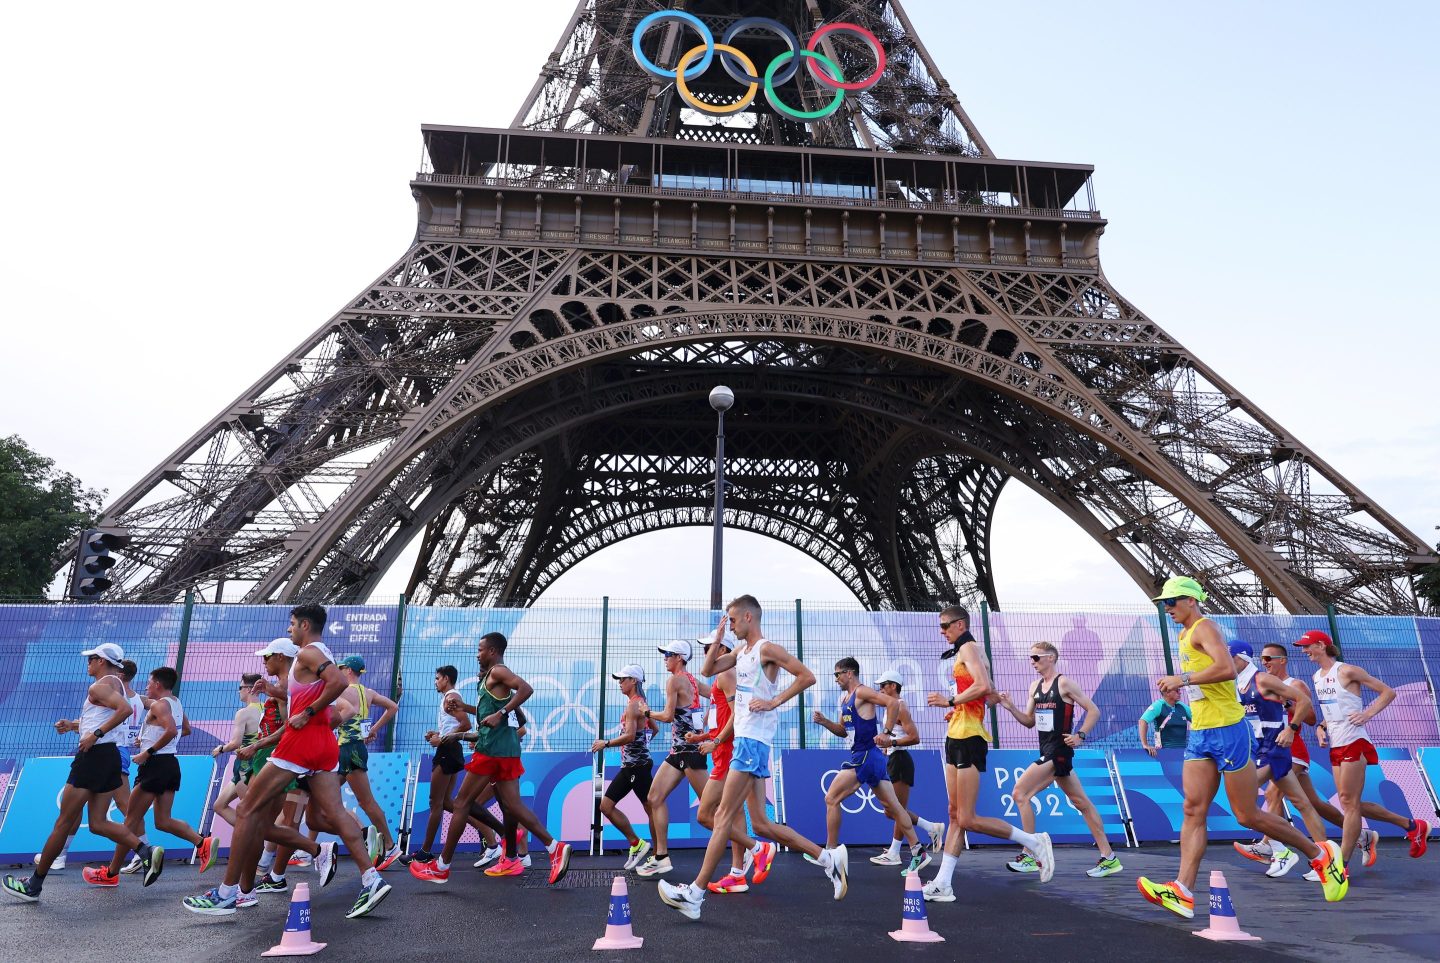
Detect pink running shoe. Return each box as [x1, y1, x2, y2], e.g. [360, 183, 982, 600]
[706, 873, 749, 894]
[407, 860, 450, 884]
[485, 856, 524, 877]
[751, 841, 776, 885]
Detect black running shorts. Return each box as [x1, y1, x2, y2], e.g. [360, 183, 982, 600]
[944, 735, 988, 772]
[887, 748, 915, 786]
[137, 754, 183, 794]
[432, 741, 465, 775]
[664, 750, 707, 772]
[68, 742, 123, 794]
[1037, 749, 1074, 778]
[604, 763, 654, 803]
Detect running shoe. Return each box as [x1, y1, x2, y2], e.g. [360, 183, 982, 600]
[404, 849, 435, 866]
[624, 839, 651, 871]
[409, 859, 451, 884]
[1302, 868, 1320, 882]
[1408, 818, 1430, 858]
[1136, 877, 1194, 919]
[288, 852, 313, 868]
[921, 879, 955, 903]
[1086, 855, 1123, 878]
[824, 844, 848, 900]
[1266, 847, 1300, 878]
[322, 841, 342, 888]
[142, 846, 165, 887]
[869, 851, 903, 866]
[928, 823, 945, 858]
[195, 835, 215, 874]
[83, 866, 119, 887]
[1006, 853, 1039, 873]
[1360, 828, 1380, 867]
[519, 854, 532, 868]
[255, 876, 289, 894]
[347, 876, 392, 919]
[34, 852, 65, 871]
[548, 842, 573, 885]
[657, 880, 703, 920]
[2, 875, 39, 903]
[485, 856, 524, 877]
[751, 841, 775, 884]
[364, 825, 381, 862]
[183, 887, 237, 916]
[236, 891, 258, 909]
[472, 844, 502, 869]
[1233, 840, 1272, 863]
[119, 854, 144, 874]
[706, 873, 749, 894]
[1031, 832, 1055, 883]
[376, 843, 402, 872]
[1310, 840, 1348, 902]
[902, 850, 932, 877]
[635, 854, 672, 878]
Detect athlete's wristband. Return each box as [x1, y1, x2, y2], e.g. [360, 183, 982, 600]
[1288, 723, 1301, 732]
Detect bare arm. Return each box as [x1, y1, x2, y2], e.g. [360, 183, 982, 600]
[1341, 664, 1395, 724]
[998, 682, 1038, 728]
[137, 699, 180, 759]
[1137, 718, 1153, 751]
[287, 649, 348, 729]
[215, 706, 250, 756]
[648, 674, 684, 724]
[365, 688, 399, 742]
[77, 678, 131, 753]
[482, 664, 533, 726]
[1060, 676, 1100, 747]
[876, 697, 920, 749]
[1257, 674, 1310, 747]
[700, 617, 738, 675]
[1158, 620, 1233, 692]
[749, 642, 815, 712]
[931, 644, 994, 708]
[811, 702, 847, 738]
[592, 697, 643, 753]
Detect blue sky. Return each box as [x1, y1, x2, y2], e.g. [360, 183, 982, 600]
[1, 1, 1434, 608]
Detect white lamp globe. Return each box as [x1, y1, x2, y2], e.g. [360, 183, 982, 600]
[709, 385, 735, 413]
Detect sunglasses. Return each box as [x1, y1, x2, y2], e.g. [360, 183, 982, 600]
[833, 670, 851, 678]
[1259, 655, 1284, 663]
[940, 618, 964, 630]
[1029, 654, 1049, 662]
[1159, 597, 1184, 608]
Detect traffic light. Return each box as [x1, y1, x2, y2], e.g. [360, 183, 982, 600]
[68, 528, 131, 599]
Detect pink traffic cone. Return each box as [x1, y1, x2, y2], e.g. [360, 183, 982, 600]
[889, 870, 945, 943]
[1195, 870, 1260, 942]
[262, 881, 328, 956]
[592, 875, 644, 950]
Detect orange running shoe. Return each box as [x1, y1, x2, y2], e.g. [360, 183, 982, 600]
[1310, 840, 1348, 902]
[706, 873, 749, 894]
[407, 859, 450, 884]
[82, 866, 119, 887]
[1361, 828, 1379, 868]
[1136, 877, 1193, 919]
[548, 842, 573, 885]
[1232, 841, 1270, 864]
[1408, 819, 1429, 858]
[195, 835, 215, 874]
[750, 841, 776, 885]
[485, 856, 524, 877]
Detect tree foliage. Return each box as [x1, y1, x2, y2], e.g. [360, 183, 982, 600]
[0, 435, 104, 597]
[1417, 562, 1440, 614]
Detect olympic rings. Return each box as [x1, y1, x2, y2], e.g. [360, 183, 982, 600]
[631, 13, 884, 120]
[677, 44, 759, 116]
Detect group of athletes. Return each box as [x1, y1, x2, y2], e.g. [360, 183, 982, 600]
[3, 584, 1431, 932]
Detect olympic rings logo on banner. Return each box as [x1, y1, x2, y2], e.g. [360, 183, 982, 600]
[820, 768, 886, 815]
[631, 11, 885, 121]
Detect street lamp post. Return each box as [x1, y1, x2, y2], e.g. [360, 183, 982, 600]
[709, 385, 734, 610]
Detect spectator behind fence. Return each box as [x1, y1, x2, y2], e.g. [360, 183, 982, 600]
[1138, 687, 1190, 755]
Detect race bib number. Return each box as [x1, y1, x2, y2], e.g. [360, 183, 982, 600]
[1248, 718, 1263, 739]
[689, 708, 706, 730]
[1035, 712, 1054, 733]
[507, 712, 520, 728]
[359, 721, 372, 739]
[1186, 685, 1206, 702]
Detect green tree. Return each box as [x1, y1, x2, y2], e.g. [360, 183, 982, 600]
[1417, 561, 1440, 614]
[0, 435, 105, 597]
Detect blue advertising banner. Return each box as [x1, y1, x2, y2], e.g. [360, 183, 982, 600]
[1417, 747, 1440, 814]
[409, 751, 595, 849]
[315, 751, 410, 855]
[0, 755, 214, 861]
[969, 748, 1125, 846]
[778, 749, 947, 845]
[1298, 746, 1430, 839]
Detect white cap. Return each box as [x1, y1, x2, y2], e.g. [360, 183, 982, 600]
[872, 669, 904, 688]
[700, 634, 734, 651]
[255, 638, 300, 659]
[81, 642, 125, 666]
[611, 664, 645, 682]
[657, 639, 694, 661]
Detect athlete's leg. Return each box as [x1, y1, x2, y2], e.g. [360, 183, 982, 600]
[112, 777, 131, 821]
[1335, 758, 1366, 863]
[438, 771, 491, 864]
[153, 790, 204, 846]
[1274, 770, 1327, 842]
[229, 766, 298, 888]
[421, 769, 451, 852]
[690, 770, 759, 889]
[344, 769, 395, 850]
[600, 796, 641, 847]
[1176, 759, 1220, 890]
[490, 778, 555, 847]
[1011, 761, 1056, 836]
[108, 785, 156, 875]
[824, 768, 861, 848]
[941, 763, 965, 857]
[746, 775, 822, 859]
[1225, 763, 1319, 861]
[85, 789, 143, 851]
[1054, 773, 1115, 858]
[305, 772, 374, 872]
[952, 765, 1028, 841]
[212, 777, 243, 827]
[645, 761, 685, 857]
[36, 786, 93, 874]
[871, 779, 917, 845]
[891, 779, 912, 843]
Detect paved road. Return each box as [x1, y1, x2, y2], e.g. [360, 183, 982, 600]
[0, 842, 1432, 962]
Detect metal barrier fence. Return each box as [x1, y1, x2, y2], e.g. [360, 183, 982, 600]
[1, 598, 1437, 777]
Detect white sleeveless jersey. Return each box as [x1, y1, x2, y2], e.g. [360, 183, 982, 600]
[80, 675, 125, 743]
[140, 696, 183, 754]
[732, 639, 780, 745]
[1313, 662, 1369, 749]
[126, 693, 146, 746]
[436, 691, 464, 737]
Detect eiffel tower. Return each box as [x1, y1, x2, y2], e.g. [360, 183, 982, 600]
[82, 0, 1434, 614]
